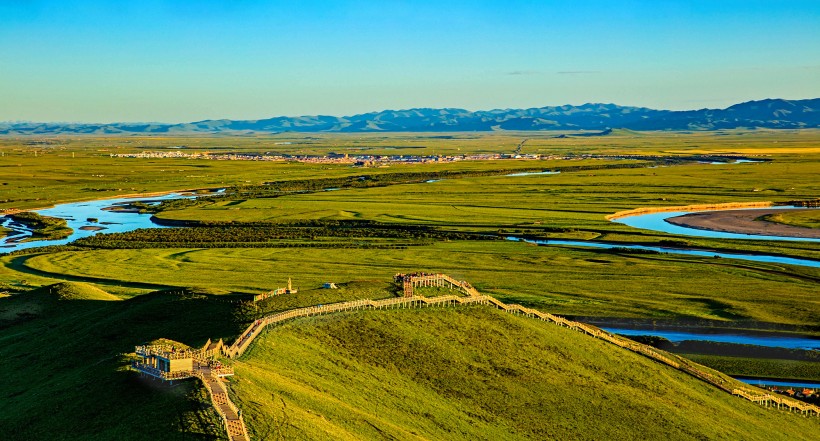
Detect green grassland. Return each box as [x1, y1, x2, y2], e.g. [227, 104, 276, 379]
[5, 128, 819, 157]
[147, 157, 820, 260]
[3, 140, 820, 326]
[11, 241, 820, 330]
[231, 307, 818, 440]
[153, 159, 820, 226]
[762, 211, 820, 229]
[680, 354, 820, 383]
[3, 129, 820, 211]
[2, 131, 820, 438]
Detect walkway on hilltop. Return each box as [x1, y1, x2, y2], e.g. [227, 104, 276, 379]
[224, 274, 819, 420]
[136, 273, 818, 441]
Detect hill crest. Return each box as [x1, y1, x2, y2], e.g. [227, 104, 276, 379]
[33, 282, 121, 301]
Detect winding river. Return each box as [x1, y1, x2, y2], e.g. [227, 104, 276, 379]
[2, 191, 819, 369]
[0, 192, 194, 252]
[600, 327, 820, 351]
[614, 207, 820, 243]
[506, 237, 820, 268]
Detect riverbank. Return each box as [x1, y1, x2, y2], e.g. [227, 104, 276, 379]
[666, 209, 820, 239]
[0, 187, 220, 215]
[605, 201, 775, 221]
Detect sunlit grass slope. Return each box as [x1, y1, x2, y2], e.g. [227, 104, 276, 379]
[232, 307, 818, 440]
[37, 281, 121, 301]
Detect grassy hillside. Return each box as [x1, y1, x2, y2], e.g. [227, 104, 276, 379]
[231, 307, 818, 440]
[2, 282, 818, 440]
[37, 281, 122, 301]
[0, 283, 246, 440]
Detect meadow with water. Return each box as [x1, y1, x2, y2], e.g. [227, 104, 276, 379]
[2, 130, 819, 439]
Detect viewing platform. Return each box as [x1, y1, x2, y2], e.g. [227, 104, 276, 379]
[132, 339, 232, 381]
[131, 339, 247, 440]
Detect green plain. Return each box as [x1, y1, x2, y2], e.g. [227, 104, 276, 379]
[2, 130, 820, 439]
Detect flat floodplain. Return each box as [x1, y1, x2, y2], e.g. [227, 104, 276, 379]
[3, 131, 820, 324]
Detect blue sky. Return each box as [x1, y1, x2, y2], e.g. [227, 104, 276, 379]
[1, 0, 819, 122]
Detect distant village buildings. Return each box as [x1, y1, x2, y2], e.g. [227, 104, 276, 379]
[109, 150, 560, 164]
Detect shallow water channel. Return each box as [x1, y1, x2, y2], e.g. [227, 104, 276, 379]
[505, 237, 820, 268]
[613, 207, 820, 243]
[0, 192, 193, 252]
[601, 327, 820, 351]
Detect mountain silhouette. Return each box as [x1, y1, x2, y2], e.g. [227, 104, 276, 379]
[2, 98, 818, 135]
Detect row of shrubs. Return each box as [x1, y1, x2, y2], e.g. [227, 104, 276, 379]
[71, 220, 499, 249]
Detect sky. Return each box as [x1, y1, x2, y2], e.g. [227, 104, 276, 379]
[1, 0, 819, 123]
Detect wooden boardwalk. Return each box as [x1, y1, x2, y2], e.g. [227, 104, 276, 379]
[139, 273, 815, 441]
[194, 364, 250, 441]
[224, 274, 820, 420]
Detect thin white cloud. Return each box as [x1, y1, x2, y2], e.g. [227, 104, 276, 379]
[556, 71, 600, 75]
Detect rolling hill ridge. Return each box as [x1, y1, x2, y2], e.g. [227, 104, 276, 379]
[2, 98, 819, 135]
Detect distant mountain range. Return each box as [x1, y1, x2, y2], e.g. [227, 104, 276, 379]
[2, 98, 819, 135]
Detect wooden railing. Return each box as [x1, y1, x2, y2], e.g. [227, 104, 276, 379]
[212, 365, 235, 377]
[396, 273, 481, 298]
[135, 344, 199, 360]
[253, 287, 287, 302]
[732, 387, 820, 415]
[131, 362, 195, 381]
[194, 368, 250, 441]
[223, 295, 490, 359]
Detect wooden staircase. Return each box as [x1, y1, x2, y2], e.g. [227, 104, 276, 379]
[194, 365, 250, 441]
